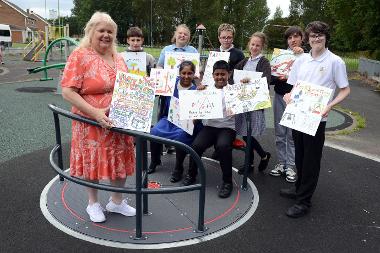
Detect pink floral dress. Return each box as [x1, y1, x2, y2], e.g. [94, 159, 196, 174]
[61, 47, 135, 180]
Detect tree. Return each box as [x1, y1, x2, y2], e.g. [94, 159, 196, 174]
[273, 6, 283, 20]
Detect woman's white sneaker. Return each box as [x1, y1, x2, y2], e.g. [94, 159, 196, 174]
[106, 199, 136, 217]
[86, 202, 106, 223]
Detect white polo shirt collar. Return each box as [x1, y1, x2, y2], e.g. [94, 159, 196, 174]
[220, 44, 234, 52]
[307, 48, 330, 62]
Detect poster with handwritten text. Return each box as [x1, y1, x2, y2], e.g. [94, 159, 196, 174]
[109, 71, 155, 132]
[178, 89, 224, 120]
[279, 80, 333, 136]
[150, 68, 177, 96]
[224, 77, 271, 116]
[202, 51, 230, 86]
[120, 52, 147, 76]
[167, 96, 194, 135]
[164, 52, 200, 76]
[270, 48, 299, 77]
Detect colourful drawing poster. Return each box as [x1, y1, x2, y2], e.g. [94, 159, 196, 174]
[109, 71, 156, 133]
[202, 51, 230, 86]
[167, 96, 194, 135]
[178, 89, 224, 120]
[150, 68, 178, 96]
[270, 48, 300, 77]
[164, 52, 200, 76]
[120, 52, 147, 76]
[233, 69, 263, 84]
[279, 80, 333, 136]
[224, 77, 271, 116]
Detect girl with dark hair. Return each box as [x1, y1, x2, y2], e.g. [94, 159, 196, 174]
[148, 61, 203, 183]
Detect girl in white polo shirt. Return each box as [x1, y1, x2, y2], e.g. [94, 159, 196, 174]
[281, 21, 351, 218]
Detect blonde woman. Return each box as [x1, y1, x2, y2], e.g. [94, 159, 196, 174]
[61, 12, 136, 223]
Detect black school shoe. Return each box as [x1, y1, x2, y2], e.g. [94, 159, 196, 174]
[286, 204, 309, 218]
[147, 161, 161, 174]
[183, 174, 197, 186]
[218, 182, 233, 198]
[170, 167, 183, 183]
[258, 152, 271, 172]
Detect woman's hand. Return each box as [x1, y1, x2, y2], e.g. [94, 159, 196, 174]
[92, 106, 114, 129]
[283, 93, 292, 104]
[292, 46, 304, 55]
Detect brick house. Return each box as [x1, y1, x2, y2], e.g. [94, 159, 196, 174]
[0, 0, 49, 43]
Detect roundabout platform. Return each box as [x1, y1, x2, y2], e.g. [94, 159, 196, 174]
[40, 155, 259, 249]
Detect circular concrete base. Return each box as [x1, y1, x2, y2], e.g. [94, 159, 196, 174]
[40, 156, 259, 249]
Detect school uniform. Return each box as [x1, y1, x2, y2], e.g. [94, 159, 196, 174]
[287, 49, 349, 207]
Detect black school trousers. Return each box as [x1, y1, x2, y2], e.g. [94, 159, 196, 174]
[292, 121, 326, 207]
[188, 126, 236, 183]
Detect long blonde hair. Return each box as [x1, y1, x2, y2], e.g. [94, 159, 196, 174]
[79, 12, 118, 54]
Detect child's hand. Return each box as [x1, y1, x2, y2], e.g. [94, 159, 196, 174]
[283, 93, 292, 104]
[196, 84, 206, 90]
[240, 78, 251, 84]
[292, 46, 304, 54]
[278, 75, 287, 81]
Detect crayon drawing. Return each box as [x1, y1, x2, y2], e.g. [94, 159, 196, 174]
[202, 51, 230, 86]
[279, 80, 333, 136]
[164, 52, 200, 76]
[167, 97, 194, 135]
[120, 52, 147, 76]
[270, 48, 300, 77]
[109, 72, 156, 132]
[178, 89, 224, 120]
[150, 68, 177, 96]
[224, 77, 271, 116]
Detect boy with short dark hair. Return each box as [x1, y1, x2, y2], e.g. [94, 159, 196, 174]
[281, 21, 350, 218]
[183, 60, 236, 198]
[124, 26, 155, 75]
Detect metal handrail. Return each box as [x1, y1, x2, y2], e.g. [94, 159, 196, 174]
[48, 104, 206, 239]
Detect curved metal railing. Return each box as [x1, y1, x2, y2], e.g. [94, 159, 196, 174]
[48, 104, 206, 239]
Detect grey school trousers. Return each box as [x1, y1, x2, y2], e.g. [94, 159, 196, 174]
[273, 92, 295, 168]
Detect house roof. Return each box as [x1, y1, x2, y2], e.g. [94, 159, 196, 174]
[2, 0, 29, 18]
[30, 11, 50, 25]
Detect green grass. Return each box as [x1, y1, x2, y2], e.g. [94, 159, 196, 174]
[11, 43, 28, 48]
[333, 105, 366, 135]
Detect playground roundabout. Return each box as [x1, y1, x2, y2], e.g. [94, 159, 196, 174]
[40, 156, 259, 249]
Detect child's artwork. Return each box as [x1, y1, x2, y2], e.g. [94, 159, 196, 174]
[120, 52, 147, 76]
[167, 96, 194, 135]
[109, 71, 156, 133]
[202, 51, 230, 86]
[150, 68, 178, 96]
[164, 52, 200, 76]
[233, 69, 263, 84]
[270, 48, 298, 77]
[178, 89, 224, 120]
[279, 80, 333, 136]
[224, 77, 271, 116]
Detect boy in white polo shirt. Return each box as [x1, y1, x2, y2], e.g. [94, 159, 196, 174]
[281, 21, 350, 218]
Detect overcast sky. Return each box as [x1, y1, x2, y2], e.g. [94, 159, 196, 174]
[8, 0, 290, 19]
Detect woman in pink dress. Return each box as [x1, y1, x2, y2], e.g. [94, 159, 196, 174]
[61, 12, 136, 223]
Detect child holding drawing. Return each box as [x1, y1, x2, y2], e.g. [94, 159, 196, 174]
[234, 32, 272, 174]
[269, 26, 305, 183]
[123, 26, 155, 76]
[281, 21, 350, 218]
[148, 61, 203, 183]
[183, 60, 236, 199]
